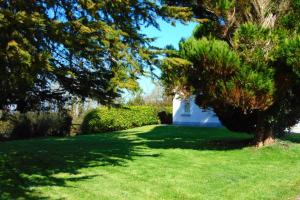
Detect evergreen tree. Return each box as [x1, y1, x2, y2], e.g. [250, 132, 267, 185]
[161, 0, 300, 146]
[0, 0, 192, 112]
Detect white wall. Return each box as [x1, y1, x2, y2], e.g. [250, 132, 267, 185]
[291, 123, 300, 133]
[172, 95, 221, 127]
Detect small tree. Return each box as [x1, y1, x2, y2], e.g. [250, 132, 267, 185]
[161, 0, 300, 146]
[127, 90, 146, 106]
[144, 82, 173, 106]
[127, 82, 173, 106]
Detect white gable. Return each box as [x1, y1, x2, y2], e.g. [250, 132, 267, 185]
[172, 95, 221, 127]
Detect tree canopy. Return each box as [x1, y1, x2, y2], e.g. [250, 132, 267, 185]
[161, 0, 300, 146]
[0, 0, 192, 112]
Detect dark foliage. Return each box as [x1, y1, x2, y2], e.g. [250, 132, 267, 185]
[157, 110, 173, 124]
[10, 112, 73, 139]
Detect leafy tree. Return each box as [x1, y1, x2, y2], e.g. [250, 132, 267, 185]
[127, 82, 173, 106]
[0, 0, 192, 112]
[161, 0, 300, 146]
[127, 90, 146, 106]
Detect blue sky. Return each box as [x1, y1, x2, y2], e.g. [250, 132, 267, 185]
[133, 19, 197, 97]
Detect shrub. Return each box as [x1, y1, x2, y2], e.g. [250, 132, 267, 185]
[0, 120, 13, 140]
[81, 106, 172, 133]
[10, 112, 73, 139]
[158, 111, 172, 124]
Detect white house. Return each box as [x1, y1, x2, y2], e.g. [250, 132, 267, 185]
[173, 95, 300, 133]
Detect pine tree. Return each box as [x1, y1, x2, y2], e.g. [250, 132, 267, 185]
[0, 0, 192, 112]
[161, 0, 300, 146]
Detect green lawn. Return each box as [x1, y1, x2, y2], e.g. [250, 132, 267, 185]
[1, 125, 300, 200]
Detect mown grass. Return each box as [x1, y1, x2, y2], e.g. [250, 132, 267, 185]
[1, 125, 300, 200]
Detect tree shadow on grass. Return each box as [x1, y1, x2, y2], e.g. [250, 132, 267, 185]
[138, 125, 253, 151]
[0, 125, 253, 199]
[0, 131, 157, 200]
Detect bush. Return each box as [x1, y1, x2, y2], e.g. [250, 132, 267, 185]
[0, 120, 13, 140]
[81, 106, 172, 133]
[158, 111, 172, 124]
[10, 112, 73, 139]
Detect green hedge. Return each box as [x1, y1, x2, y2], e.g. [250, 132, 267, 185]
[81, 106, 172, 133]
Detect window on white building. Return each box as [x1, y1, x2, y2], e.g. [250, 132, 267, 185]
[184, 100, 191, 114]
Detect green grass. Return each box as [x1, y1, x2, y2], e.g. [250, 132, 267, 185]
[1, 125, 300, 200]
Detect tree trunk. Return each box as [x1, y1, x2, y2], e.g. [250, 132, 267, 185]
[254, 127, 275, 147]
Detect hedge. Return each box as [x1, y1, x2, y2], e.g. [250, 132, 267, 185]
[81, 106, 172, 133]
